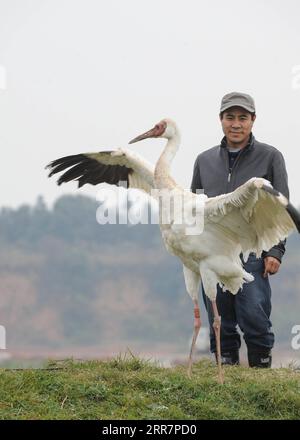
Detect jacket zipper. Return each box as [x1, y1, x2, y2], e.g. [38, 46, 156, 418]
[227, 146, 249, 187]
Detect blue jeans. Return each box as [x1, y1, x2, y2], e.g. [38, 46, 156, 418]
[202, 253, 274, 353]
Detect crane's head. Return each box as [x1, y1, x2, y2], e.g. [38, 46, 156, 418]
[129, 118, 178, 144]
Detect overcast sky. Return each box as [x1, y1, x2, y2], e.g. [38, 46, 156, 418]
[1, 0, 300, 209]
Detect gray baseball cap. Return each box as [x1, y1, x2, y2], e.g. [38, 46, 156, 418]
[220, 92, 256, 114]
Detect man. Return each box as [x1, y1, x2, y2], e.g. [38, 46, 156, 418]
[191, 92, 289, 368]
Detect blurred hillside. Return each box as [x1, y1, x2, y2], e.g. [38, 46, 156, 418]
[0, 194, 299, 364]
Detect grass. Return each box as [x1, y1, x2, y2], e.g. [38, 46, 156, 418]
[0, 354, 300, 419]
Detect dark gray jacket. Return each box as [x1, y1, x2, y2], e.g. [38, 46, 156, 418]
[191, 134, 289, 262]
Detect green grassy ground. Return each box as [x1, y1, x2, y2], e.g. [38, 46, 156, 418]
[0, 356, 300, 420]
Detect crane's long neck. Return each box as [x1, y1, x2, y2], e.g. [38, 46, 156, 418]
[154, 132, 181, 189]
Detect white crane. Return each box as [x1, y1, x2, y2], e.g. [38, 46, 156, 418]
[47, 119, 300, 383]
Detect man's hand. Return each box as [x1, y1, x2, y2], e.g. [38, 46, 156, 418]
[263, 256, 281, 277]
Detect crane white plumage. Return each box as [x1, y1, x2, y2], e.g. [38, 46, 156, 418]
[46, 118, 300, 383]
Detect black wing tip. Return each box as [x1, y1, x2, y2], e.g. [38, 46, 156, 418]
[286, 203, 300, 233]
[46, 151, 132, 188]
[46, 154, 89, 178]
[46, 151, 115, 173]
[261, 184, 281, 198]
[261, 184, 300, 233]
[45, 159, 60, 171]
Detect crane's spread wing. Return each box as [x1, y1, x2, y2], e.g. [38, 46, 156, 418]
[46, 149, 155, 197]
[204, 177, 300, 258]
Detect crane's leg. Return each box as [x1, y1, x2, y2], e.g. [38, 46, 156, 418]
[182, 265, 201, 378]
[200, 263, 224, 384]
[211, 299, 223, 384]
[187, 298, 201, 378]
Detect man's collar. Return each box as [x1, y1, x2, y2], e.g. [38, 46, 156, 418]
[221, 132, 255, 150]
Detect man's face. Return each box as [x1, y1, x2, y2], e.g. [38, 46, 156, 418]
[220, 106, 256, 147]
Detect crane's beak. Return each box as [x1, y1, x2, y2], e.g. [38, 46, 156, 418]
[129, 126, 157, 144]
